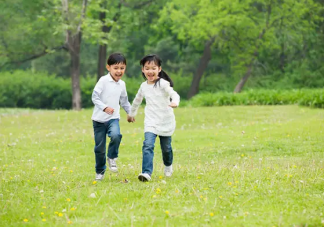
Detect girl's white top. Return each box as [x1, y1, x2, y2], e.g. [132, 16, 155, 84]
[129, 78, 180, 136]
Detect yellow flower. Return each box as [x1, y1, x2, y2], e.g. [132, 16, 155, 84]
[40, 212, 44, 215]
[58, 213, 63, 217]
[200, 195, 203, 198]
[165, 210, 169, 215]
[219, 196, 223, 199]
[42, 206, 46, 209]
[156, 188, 161, 194]
[175, 189, 179, 193]
[293, 165, 297, 168]
[235, 181, 239, 184]
[42, 219, 46, 222]
[68, 220, 72, 224]
[210, 212, 214, 217]
[227, 182, 232, 186]
[54, 211, 59, 215]
[152, 195, 157, 198]
[159, 176, 162, 179]
[70, 170, 73, 173]
[70, 207, 76, 211]
[241, 154, 245, 157]
[23, 219, 28, 222]
[92, 181, 97, 185]
[124, 198, 127, 202]
[66, 198, 71, 202]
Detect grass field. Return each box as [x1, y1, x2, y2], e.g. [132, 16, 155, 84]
[0, 106, 324, 227]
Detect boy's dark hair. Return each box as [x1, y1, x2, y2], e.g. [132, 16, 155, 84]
[107, 53, 127, 65]
[140, 54, 174, 87]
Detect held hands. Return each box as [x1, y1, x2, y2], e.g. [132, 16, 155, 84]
[127, 115, 135, 123]
[104, 107, 114, 115]
[169, 102, 178, 108]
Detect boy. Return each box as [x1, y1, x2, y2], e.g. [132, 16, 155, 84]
[91, 53, 133, 181]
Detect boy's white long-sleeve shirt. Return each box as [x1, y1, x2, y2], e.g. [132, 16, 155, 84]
[129, 78, 180, 136]
[91, 73, 131, 123]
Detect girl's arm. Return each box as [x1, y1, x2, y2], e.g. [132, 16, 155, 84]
[163, 82, 180, 107]
[129, 86, 143, 117]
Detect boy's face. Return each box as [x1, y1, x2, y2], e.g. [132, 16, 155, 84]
[106, 63, 126, 82]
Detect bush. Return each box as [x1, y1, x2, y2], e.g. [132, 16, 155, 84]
[187, 89, 324, 108]
[1, 71, 323, 109]
[0, 71, 145, 109]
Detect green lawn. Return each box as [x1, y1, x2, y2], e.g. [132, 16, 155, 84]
[0, 106, 324, 226]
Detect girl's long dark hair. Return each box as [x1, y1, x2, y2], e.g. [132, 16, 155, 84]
[140, 54, 174, 87]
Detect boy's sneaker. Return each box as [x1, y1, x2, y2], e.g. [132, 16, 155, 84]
[95, 173, 104, 181]
[108, 158, 118, 172]
[164, 165, 173, 177]
[138, 173, 151, 182]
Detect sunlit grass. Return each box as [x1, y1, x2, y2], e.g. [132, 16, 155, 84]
[0, 106, 324, 226]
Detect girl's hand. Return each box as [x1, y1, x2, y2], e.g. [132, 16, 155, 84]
[104, 107, 114, 115]
[169, 102, 178, 108]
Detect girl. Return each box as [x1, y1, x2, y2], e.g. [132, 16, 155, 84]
[129, 54, 180, 182]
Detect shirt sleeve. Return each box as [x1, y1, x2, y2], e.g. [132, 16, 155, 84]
[163, 81, 180, 106]
[129, 86, 143, 117]
[120, 83, 131, 114]
[93, 78, 104, 94]
[92, 90, 107, 111]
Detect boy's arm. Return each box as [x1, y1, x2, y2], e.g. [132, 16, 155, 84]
[129, 87, 143, 117]
[92, 90, 107, 111]
[120, 84, 131, 114]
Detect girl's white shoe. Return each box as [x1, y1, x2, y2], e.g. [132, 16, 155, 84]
[164, 165, 173, 177]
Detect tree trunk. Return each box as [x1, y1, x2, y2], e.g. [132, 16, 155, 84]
[279, 42, 285, 73]
[233, 3, 273, 93]
[62, 0, 88, 110]
[187, 37, 215, 99]
[234, 62, 253, 93]
[97, 2, 108, 81]
[69, 37, 82, 110]
[97, 44, 107, 81]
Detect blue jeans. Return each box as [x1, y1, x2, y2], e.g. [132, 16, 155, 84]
[93, 119, 122, 174]
[142, 132, 173, 175]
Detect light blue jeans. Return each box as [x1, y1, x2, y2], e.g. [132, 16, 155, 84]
[93, 119, 122, 174]
[142, 132, 173, 175]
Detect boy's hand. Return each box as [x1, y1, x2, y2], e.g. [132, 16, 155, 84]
[104, 107, 114, 115]
[127, 115, 135, 123]
[169, 102, 178, 108]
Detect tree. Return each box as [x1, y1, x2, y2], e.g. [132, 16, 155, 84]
[60, 0, 88, 110]
[159, 0, 321, 96]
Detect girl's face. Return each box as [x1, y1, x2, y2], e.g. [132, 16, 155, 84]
[106, 63, 126, 82]
[142, 61, 161, 84]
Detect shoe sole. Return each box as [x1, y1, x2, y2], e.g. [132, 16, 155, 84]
[109, 168, 118, 172]
[138, 175, 149, 182]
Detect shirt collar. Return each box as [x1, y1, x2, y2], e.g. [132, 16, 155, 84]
[107, 73, 120, 84]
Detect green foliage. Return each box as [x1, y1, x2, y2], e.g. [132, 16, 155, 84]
[1, 70, 323, 109]
[188, 89, 324, 108]
[0, 71, 145, 109]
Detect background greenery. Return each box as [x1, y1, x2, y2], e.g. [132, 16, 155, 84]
[1, 0, 324, 109]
